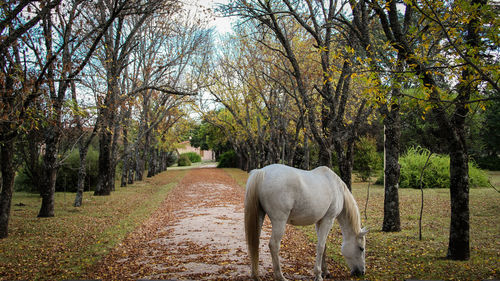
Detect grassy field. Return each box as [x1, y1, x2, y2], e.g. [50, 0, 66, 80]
[224, 168, 499, 281]
[1, 167, 497, 281]
[0, 169, 187, 281]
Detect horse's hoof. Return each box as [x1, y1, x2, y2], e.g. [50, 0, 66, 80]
[314, 276, 324, 281]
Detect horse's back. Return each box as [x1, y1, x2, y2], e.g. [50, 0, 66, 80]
[258, 164, 343, 226]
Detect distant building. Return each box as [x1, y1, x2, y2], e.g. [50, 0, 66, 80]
[176, 141, 214, 161]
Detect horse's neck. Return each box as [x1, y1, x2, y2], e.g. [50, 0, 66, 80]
[336, 192, 360, 239]
[337, 208, 357, 238]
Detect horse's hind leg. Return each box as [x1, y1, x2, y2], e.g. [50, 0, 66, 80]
[314, 217, 335, 281]
[269, 218, 287, 281]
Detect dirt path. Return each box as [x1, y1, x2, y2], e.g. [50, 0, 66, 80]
[90, 168, 336, 280]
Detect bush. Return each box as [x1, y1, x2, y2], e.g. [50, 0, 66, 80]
[165, 151, 178, 167]
[354, 137, 382, 181]
[217, 150, 239, 168]
[56, 147, 100, 192]
[181, 152, 201, 163]
[377, 147, 489, 188]
[177, 154, 192, 166]
[475, 155, 500, 171]
[15, 147, 100, 193]
[14, 166, 39, 192]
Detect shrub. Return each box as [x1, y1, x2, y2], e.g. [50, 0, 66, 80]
[177, 154, 192, 166]
[354, 137, 382, 181]
[217, 150, 239, 168]
[475, 155, 500, 171]
[378, 147, 489, 188]
[14, 147, 100, 193]
[165, 151, 178, 167]
[56, 147, 100, 192]
[14, 166, 39, 192]
[181, 152, 201, 163]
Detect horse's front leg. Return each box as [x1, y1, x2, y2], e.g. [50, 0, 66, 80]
[314, 217, 335, 281]
[269, 219, 288, 281]
[321, 246, 333, 279]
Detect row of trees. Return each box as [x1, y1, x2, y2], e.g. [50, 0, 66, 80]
[0, 0, 212, 238]
[196, 0, 498, 261]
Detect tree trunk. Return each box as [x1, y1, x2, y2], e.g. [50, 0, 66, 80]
[447, 137, 469, 260]
[135, 146, 144, 181]
[160, 150, 167, 172]
[38, 128, 59, 217]
[110, 114, 121, 192]
[446, 62, 472, 260]
[95, 72, 119, 196]
[25, 130, 43, 193]
[382, 104, 401, 232]
[128, 156, 134, 184]
[74, 143, 89, 207]
[303, 135, 310, 170]
[336, 141, 354, 191]
[121, 152, 129, 187]
[147, 145, 156, 178]
[155, 149, 161, 174]
[121, 120, 129, 187]
[318, 143, 332, 168]
[444, 0, 486, 259]
[0, 141, 16, 238]
[94, 125, 113, 196]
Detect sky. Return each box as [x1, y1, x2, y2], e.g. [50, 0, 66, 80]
[182, 0, 234, 35]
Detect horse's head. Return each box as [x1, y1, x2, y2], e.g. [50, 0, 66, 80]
[341, 227, 368, 276]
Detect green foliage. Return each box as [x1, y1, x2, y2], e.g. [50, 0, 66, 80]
[382, 147, 489, 189]
[180, 152, 201, 163]
[14, 147, 100, 193]
[189, 122, 210, 151]
[165, 151, 178, 167]
[475, 155, 500, 171]
[14, 166, 38, 192]
[55, 147, 99, 192]
[354, 137, 382, 181]
[217, 150, 239, 168]
[177, 154, 192, 166]
[478, 99, 500, 164]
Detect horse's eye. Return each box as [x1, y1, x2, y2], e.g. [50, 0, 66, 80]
[359, 247, 364, 252]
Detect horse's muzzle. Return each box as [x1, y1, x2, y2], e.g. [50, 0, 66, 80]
[351, 268, 365, 276]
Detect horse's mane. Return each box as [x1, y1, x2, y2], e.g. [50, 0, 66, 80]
[340, 182, 362, 236]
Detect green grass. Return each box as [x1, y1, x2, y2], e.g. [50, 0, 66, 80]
[0, 169, 187, 281]
[168, 160, 217, 170]
[224, 168, 500, 281]
[488, 170, 500, 189]
[223, 168, 248, 187]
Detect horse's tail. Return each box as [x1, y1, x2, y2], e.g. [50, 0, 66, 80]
[245, 169, 265, 279]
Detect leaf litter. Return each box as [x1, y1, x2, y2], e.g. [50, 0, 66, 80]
[89, 168, 348, 280]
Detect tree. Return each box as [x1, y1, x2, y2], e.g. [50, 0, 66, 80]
[92, 0, 170, 196]
[370, 0, 499, 260]
[334, 0, 404, 231]
[71, 81, 98, 207]
[0, 0, 65, 237]
[203, 30, 307, 170]
[224, 0, 375, 188]
[35, 0, 128, 217]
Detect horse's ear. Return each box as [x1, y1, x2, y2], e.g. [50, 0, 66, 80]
[359, 227, 369, 237]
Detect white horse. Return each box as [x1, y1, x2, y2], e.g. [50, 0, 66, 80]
[245, 164, 367, 281]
